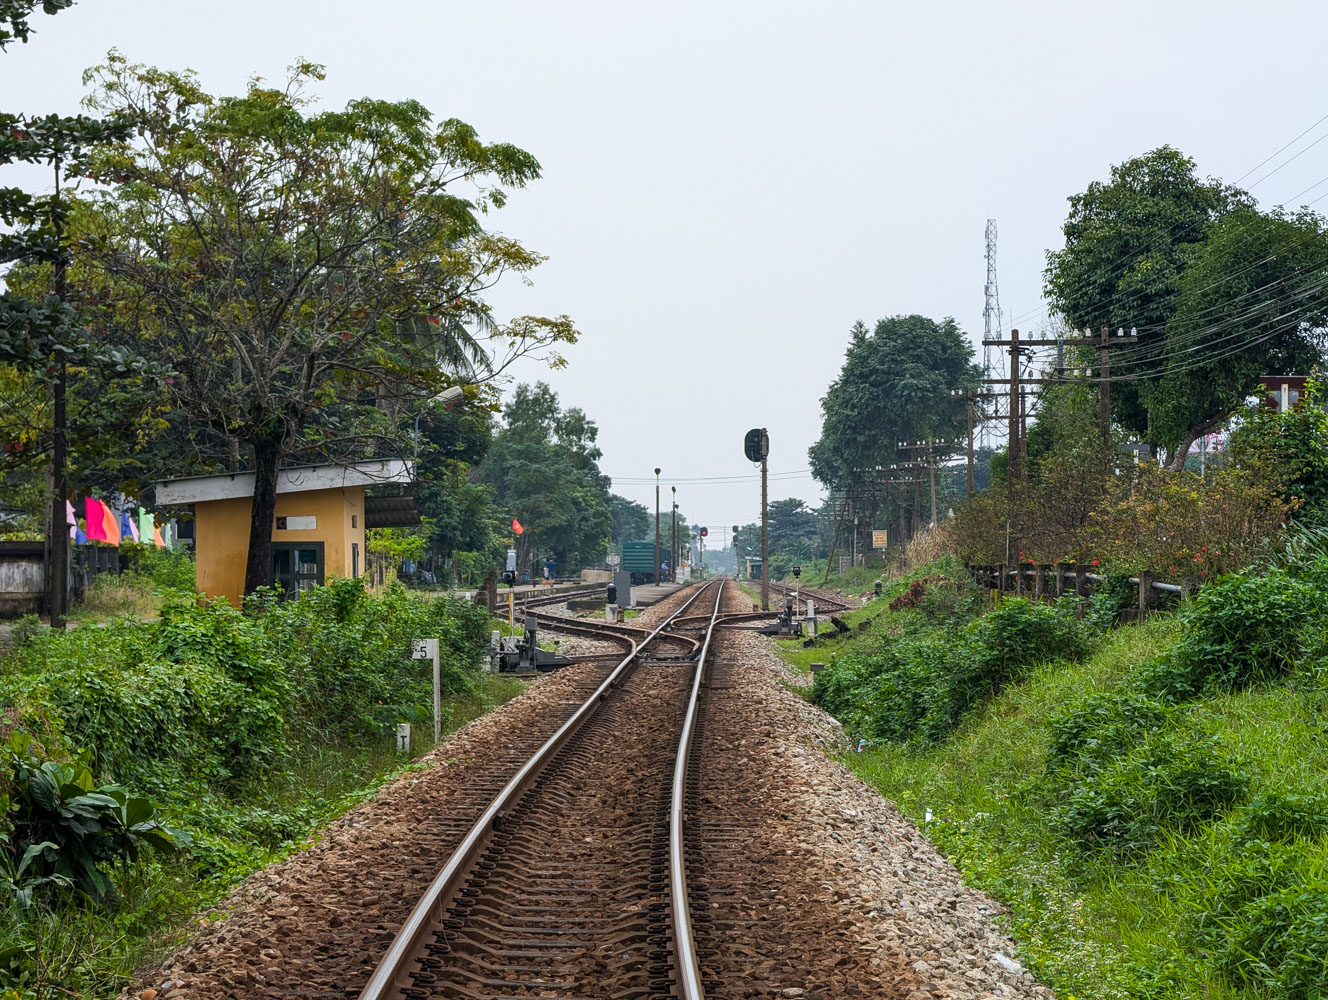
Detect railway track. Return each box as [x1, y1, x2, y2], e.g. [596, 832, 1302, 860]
[357, 580, 727, 1000]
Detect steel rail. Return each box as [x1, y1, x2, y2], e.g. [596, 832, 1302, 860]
[668, 578, 726, 1000]
[355, 579, 722, 1000]
[532, 609, 704, 657]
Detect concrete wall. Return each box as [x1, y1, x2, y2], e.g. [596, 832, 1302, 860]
[194, 486, 365, 606]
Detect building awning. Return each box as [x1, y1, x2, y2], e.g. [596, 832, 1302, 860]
[364, 495, 422, 529]
[156, 459, 414, 506]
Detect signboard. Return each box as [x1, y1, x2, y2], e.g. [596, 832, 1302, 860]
[607, 552, 621, 568]
[411, 638, 438, 660]
[872, 530, 889, 549]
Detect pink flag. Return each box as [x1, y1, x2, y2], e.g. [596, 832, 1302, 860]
[84, 498, 108, 542]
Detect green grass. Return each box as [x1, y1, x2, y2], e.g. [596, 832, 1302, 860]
[67, 573, 174, 622]
[774, 594, 1328, 1000]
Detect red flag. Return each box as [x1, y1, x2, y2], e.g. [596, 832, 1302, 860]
[512, 519, 524, 535]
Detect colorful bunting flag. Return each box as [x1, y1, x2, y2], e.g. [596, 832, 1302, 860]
[85, 498, 108, 542]
[101, 503, 121, 546]
[512, 519, 524, 535]
[66, 500, 77, 540]
[121, 508, 140, 543]
[152, 525, 166, 548]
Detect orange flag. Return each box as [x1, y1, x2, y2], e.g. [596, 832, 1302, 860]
[101, 504, 121, 546]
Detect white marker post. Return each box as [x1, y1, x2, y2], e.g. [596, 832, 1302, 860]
[412, 638, 441, 744]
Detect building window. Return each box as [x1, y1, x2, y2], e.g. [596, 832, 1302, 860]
[352, 542, 359, 578]
[352, 514, 358, 528]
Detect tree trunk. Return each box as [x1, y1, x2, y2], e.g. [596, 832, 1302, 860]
[1167, 416, 1224, 473]
[243, 430, 283, 597]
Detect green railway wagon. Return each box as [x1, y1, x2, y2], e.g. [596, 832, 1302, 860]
[621, 540, 661, 581]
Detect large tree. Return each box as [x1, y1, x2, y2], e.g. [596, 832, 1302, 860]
[810, 316, 978, 487]
[1147, 207, 1328, 467]
[1044, 146, 1250, 438]
[767, 497, 817, 564]
[84, 56, 576, 595]
[809, 315, 978, 547]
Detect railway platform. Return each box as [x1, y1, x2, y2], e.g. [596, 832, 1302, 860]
[626, 580, 686, 606]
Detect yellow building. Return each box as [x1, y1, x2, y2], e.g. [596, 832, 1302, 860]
[156, 459, 416, 606]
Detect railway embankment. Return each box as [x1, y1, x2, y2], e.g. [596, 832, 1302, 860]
[782, 551, 1328, 1000]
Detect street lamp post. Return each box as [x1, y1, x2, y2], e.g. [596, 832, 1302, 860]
[654, 468, 661, 585]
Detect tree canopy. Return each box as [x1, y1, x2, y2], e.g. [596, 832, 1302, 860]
[79, 55, 577, 593]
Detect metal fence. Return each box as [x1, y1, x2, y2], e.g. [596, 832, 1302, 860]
[965, 562, 1193, 621]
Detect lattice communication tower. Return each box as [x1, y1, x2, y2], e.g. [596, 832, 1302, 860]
[982, 219, 1005, 448]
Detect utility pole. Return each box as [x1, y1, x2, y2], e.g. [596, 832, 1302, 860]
[47, 159, 69, 629]
[760, 429, 769, 611]
[1098, 326, 1111, 444]
[671, 486, 677, 582]
[654, 467, 661, 585]
[928, 437, 937, 527]
[1008, 328, 1022, 480]
[983, 327, 1137, 459]
[983, 220, 1002, 451]
[962, 394, 975, 495]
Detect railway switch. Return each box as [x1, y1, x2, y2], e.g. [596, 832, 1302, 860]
[493, 616, 575, 674]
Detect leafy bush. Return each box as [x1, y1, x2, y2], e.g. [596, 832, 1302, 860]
[1232, 789, 1328, 844]
[1082, 572, 1134, 631]
[1050, 732, 1249, 854]
[966, 596, 1087, 686]
[3, 734, 178, 905]
[1046, 692, 1172, 774]
[1220, 885, 1328, 999]
[812, 596, 1089, 745]
[127, 544, 196, 591]
[1134, 567, 1319, 700]
[0, 580, 491, 809]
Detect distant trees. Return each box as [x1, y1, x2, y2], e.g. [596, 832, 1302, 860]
[609, 494, 650, 550]
[474, 383, 611, 576]
[767, 497, 817, 570]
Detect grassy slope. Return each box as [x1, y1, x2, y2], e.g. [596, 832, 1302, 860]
[770, 580, 1328, 1000]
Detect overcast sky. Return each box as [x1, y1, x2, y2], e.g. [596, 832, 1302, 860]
[5, 0, 1328, 541]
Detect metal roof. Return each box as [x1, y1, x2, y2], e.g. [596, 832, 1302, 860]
[157, 459, 413, 506]
[364, 495, 422, 529]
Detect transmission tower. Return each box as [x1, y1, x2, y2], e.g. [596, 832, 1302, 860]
[981, 220, 1004, 448]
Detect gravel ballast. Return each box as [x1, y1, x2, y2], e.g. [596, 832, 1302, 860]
[119, 583, 1053, 999]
